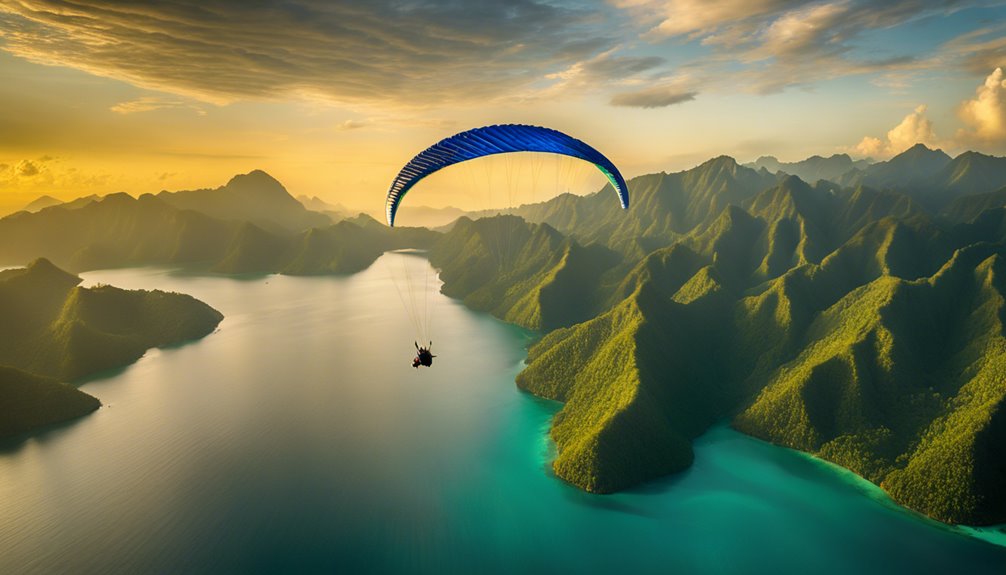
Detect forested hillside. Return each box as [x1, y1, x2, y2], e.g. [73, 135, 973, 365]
[430, 145, 1006, 525]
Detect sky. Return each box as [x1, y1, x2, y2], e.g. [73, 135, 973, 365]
[0, 0, 1005, 214]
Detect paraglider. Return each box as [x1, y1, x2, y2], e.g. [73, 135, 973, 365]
[413, 342, 435, 369]
[385, 124, 629, 371]
[385, 124, 629, 227]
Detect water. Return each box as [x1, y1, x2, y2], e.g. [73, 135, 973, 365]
[1, 252, 1005, 574]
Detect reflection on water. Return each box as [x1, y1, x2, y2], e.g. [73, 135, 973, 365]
[0, 253, 1004, 574]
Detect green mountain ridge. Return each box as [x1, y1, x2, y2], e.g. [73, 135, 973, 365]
[429, 216, 619, 330]
[0, 258, 224, 381]
[428, 156, 1006, 525]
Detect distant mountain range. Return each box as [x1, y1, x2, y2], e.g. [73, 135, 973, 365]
[746, 153, 873, 183]
[750, 144, 1006, 212]
[21, 195, 64, 213]
[0, 173, 438, 275]
[156, 170, 330, 232]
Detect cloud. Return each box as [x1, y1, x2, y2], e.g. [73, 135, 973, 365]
[940, 25, 1006, 75]
[15, 159, 39, 177]
[541, 48, 670, 100]
[110, 96, 205, 115]
[614, 0, 983, 93]
[613, 0, 791, 42]
[336, 119, 367, 131]
[887, 105, 939, 151]
[610, 86, 697, 108]
[958, 67, 1006, 143]
[853, 104, 940, 158]
[0, 0, 622, 109]
[854, 136, 885, 157]
[0, 156, 115, 195]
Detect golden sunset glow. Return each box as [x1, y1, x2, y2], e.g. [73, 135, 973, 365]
[1, 1, 1004, 215]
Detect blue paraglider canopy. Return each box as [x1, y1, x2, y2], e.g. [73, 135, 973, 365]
[385, 124, 629, 226]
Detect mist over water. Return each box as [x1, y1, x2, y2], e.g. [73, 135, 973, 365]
[0, 253, 1004, 574]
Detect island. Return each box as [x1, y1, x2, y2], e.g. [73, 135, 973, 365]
[0, 258, 224, 439]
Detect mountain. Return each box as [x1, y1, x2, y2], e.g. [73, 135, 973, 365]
[835, 146, 1006, 211]
[60, 194, 101, 210]
[734, 243, 1006, 524]
[0, 192, 240, 272]
[838, 144, 952, 193]
[214, 214, 438, 275]
[296, 194, 347, 213]
[494, 156, 780, 261]
[0, 186, 438, 276]
[746, 153, 872, 183]
[0, 258, 224, 381]
[937, 151, 1006, 202]
[157, 170, 330, 232]
[390, 205, 468, 229]
[296, 195, 354, 223]
[429, 216, 619, 330]
[21, 195, 63, 213]
[939, 186, 1006, 224]
[430, 158, 1006, 525]
[19, 194, 100, 214]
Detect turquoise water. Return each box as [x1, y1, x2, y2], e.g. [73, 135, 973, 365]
[1, 252, 1005, 574]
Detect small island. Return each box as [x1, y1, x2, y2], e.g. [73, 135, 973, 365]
[0, 258, 224, 439]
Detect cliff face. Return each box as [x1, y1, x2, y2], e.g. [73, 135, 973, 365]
[430, 152, 1006, 525]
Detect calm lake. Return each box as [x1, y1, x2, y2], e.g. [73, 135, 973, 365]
[1, 252, 1005, 573]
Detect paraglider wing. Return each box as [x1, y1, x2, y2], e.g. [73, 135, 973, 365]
[385, 124, 629, 227]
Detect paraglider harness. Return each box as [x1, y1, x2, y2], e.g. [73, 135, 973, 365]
[413, 341, 435, 368]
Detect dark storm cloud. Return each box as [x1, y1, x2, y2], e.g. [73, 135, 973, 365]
[0, 0, 620, 107]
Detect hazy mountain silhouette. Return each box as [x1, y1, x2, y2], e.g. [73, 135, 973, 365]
[390, 205, 468, 228]
[746, 153, 872, 183]
[157, 170, 329, 232]
[21, 195, 63, 213]
[296, 194, 347, 213]
[833, 145, 1006, 211]
[0, 184, 437, 276]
